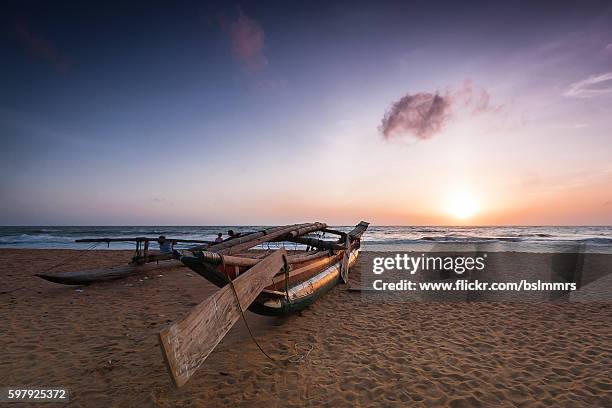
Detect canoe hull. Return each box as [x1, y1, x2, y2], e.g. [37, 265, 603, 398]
[36, 260, 182, 285]
[252, 248, 360, 316]
[179, 248, 360, 317]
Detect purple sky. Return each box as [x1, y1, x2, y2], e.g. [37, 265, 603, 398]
[1, 1, 612, 225]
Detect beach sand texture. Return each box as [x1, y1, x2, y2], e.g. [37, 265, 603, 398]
[1, 249, 611, 407]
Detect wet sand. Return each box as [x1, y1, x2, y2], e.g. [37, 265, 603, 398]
[0, 249, 611, 407]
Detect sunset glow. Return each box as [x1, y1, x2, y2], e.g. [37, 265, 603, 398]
[445, 190, 481, 220]
[1, 2, 611, 226]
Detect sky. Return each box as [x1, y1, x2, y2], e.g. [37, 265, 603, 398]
[1, 0, 612, 226]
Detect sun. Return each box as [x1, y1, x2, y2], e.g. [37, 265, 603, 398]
[445, 190, 480, 220]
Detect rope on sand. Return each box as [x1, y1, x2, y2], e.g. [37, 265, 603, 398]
[287, 343, 314, 363]
[221, 254, 277, 362]
[37, 242, 101, 276]
[220, 254, 315, 365]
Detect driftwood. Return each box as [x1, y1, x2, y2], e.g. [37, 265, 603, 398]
[159, 249, 288, 387]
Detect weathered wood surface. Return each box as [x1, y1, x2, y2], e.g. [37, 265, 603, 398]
[348, 221, 370, 238]
[281, 224, 328, 239]
[322, 228, 348, 237]
[270, 252, 341, 286]
[36, 260, 183, 285]
[188, 224, 312, 253]
[284, 236, 345, 251]
[217, 223, 326, 255]
[159, 249, 287, 388]
[191, 249, 329, 268]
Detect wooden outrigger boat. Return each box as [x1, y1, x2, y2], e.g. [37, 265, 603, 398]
[177, 222, 368, 317]
[35, 221, 369, 387]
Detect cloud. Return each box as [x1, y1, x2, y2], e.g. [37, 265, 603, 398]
[14, 22, 69, 74]
[564, 72, 612, 98]
[380, 93, 450, 140]
[451, 80, 497, 114]
[221, 9, 267, 71]
[380, 80, 497, 141]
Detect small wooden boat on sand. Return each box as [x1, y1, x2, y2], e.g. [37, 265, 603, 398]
[35, 221, 369, 387]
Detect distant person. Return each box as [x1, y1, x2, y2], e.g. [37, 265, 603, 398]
[214, 233, 223, 243]
[227, 230, 237, 240]
[157, 235, 175, 254]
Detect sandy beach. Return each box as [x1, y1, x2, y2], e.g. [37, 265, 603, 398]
[1, 249, 610, 407]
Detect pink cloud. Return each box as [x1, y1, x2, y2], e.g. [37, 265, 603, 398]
[14, 22, 69, 74]
[380, 93, 451, 140]
[222, 10, 267, 71]
[452, 79, 494, 114]
[380, 80, 498, 141]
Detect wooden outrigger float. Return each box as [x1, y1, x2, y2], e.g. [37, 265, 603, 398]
[35, 221, 369, 387]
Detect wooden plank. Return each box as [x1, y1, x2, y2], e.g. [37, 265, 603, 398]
[159, 249, 288, 388]
[191, 249, 330, 269]
[36, 260, 183, 285]
[348, 221, 370, 238]
[270, 253, 341, 285]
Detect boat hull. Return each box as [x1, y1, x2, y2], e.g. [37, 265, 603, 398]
[251, 249, 360, 316]
[179, 248, 360, 317]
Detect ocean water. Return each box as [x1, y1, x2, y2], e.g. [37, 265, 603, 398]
[0, 226, 611, 254]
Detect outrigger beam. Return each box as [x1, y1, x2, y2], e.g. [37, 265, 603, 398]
[36, 223, 332, 285]
[75, 238, 214, 244]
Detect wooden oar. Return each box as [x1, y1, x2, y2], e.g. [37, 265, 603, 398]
[159, 249, 288, 388]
